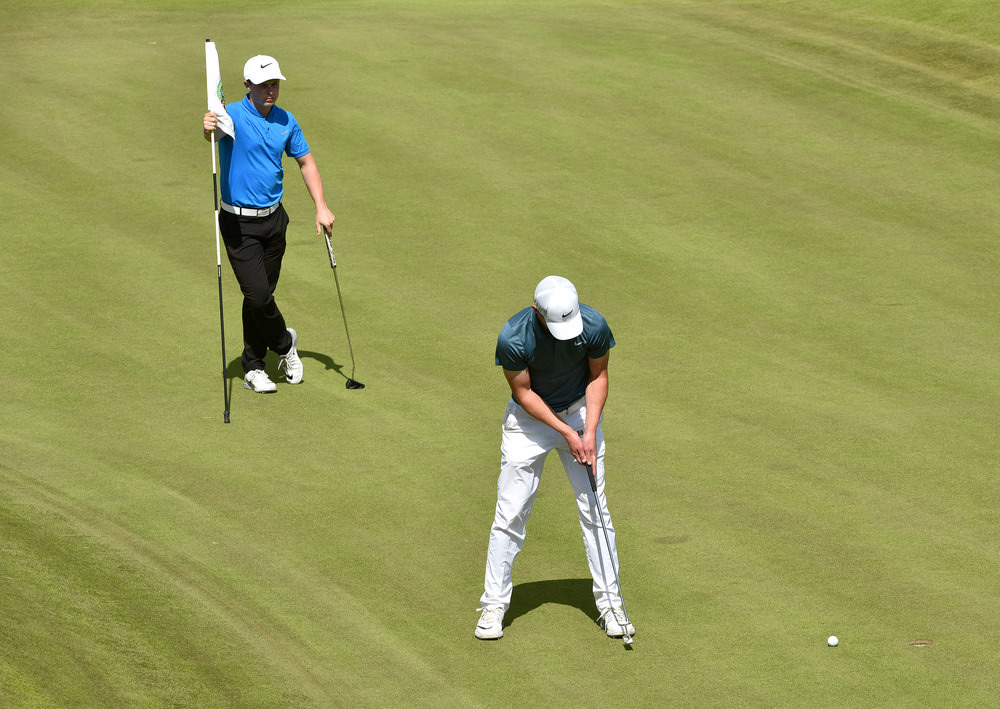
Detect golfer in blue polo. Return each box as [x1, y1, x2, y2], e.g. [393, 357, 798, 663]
[203, 54, 335, 393]
[475, 276, 634, 641]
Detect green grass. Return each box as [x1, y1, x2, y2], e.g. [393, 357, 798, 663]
[3, 1, 1000, 706]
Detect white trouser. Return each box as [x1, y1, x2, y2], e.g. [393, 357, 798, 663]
[480, 397, 622, 613]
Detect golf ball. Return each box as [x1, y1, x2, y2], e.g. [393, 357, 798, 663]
[827, 636, 839, 647]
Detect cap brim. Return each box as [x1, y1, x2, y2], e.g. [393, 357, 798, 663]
[546, 313, 583, 340]
[247, 71, 286, 84]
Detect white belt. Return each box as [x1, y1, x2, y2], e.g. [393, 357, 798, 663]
[555, 396, 586, 416]
[221, 201, 280, 217]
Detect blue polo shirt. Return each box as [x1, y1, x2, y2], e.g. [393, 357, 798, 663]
[217, 95, 311, 208]
[496, 304, 615, 411]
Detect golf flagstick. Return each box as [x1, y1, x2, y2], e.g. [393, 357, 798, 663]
[211, 133, 230, 423]
[579, 433, 632, 647]
[206, 39, 231, 423]
[324, 229, 365, 389]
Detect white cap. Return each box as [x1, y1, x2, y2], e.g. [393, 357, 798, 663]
[244, 55, 286, 84]
[533, 276, 583, 340]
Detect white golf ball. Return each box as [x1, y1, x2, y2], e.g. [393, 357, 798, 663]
[827, 635, 839, 647]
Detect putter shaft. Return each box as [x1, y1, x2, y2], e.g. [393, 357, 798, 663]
[324, 230, 365, 389]
[584, 459, 633, 645]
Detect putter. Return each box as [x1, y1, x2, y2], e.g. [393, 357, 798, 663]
[579, 435, 632, 647]
[324, 229, 365, 389]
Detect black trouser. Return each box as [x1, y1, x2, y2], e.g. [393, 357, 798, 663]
[219, 205, 293, 374]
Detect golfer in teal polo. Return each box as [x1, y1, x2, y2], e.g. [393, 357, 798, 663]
[203, 54, 335, 393]
[475, 276, 635, 641]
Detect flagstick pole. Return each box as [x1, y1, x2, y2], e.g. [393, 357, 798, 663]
[211, 130, 231, 423]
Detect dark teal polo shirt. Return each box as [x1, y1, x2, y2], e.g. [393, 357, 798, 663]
[495, 304, 615, 411]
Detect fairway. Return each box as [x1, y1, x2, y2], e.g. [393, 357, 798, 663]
[4, 1, 1000, 706]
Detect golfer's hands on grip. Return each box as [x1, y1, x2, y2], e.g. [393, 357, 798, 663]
[568, 429, 598, 468]
[316, 206, 335, 238]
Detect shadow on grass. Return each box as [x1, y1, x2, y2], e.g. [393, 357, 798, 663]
[297, 349, 347, 379]
[222, 351, 348, 382]
[506, 578, 595, 628]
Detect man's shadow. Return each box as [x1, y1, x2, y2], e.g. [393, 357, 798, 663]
[224, 350, 348, 384]
[296, 350, 347, 379]
[505, 578, 595, 628]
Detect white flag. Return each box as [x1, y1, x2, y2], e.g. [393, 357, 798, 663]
[205, 39, 235, 139]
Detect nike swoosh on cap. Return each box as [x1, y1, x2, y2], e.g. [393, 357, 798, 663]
[260, 62, 272, 68]
[562, 311, 573, 318]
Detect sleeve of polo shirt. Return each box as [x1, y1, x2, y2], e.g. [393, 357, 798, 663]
[495, 327, 527, 371]
[586, 313, 615, 359]
[286, 116, 311, 159]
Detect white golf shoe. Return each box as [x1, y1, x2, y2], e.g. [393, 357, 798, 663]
[598, 607, 635, 638]
[244, 369, 277, 393]
[475, 607, 504, 640]
[279, 328, 303, 384]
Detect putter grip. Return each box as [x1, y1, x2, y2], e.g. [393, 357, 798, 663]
[324, 233, 337, 269]
[578, 430, 599, 493]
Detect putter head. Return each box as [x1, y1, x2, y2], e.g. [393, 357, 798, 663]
[623, 633, 634, 648]
[345, 379, 365, 390]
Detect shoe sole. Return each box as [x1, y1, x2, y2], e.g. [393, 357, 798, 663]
[244, 383, 277, 393]
[475, 630, 503, 640]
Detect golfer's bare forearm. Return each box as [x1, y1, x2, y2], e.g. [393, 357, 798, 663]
[519, 390, 577, 440]
[297, 155, 325, 203]
[583, 378, 608, 438]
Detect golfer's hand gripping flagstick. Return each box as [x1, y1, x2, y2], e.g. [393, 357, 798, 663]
[206, 38, 231, 423]
[579, 433, 633, 647]
[324, 228, 365, 389]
